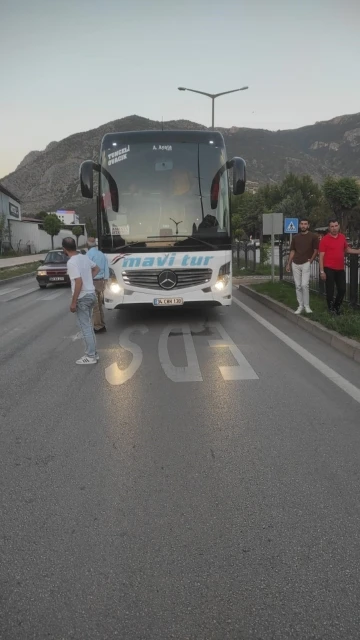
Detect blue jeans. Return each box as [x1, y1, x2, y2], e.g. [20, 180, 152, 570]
[76, 294, 97, 358]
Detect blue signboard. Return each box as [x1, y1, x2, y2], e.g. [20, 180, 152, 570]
[284, 218, 299, 234]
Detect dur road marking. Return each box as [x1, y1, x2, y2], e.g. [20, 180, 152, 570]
[159, 324, 203, 382]
[233, 296, 360, 405]
[105, 325, 148, 386]
[105, 323, 258, 386]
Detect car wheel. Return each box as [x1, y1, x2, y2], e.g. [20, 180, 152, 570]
[39, 283, 47, 289]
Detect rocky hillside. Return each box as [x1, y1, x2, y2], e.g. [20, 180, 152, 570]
[2, 112, 360, 218]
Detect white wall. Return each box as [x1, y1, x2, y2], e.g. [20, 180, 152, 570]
[9, 220, 87, 254]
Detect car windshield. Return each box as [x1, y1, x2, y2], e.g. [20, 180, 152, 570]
[44, 251, 69, 264]
[99, 141, 230, 251]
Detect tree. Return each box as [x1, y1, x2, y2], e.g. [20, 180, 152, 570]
[43, 214, 62, 249]
[278, 174, 322, 218]
[35, 211, 49, 221]
[85, 216, 96, 237]
[323, 177, 360, 232]
[276, 191, 306, 218]
[72, 225, 84, 247]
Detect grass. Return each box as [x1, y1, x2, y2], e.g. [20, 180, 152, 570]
[0, 262, 41, 281]
[232, 260, 280, 278]
[251, 281, 360, 343]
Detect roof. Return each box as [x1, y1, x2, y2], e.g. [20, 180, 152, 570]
[0, 182, 21, 204]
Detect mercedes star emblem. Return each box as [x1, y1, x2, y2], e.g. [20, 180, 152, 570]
[158, 270, 177, 290]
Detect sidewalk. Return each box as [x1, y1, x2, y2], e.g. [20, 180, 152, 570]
[0, 254, 44, 268]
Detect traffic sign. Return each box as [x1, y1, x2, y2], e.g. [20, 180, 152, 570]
[284, 218, 298, 234]
[263, 212, 283, 236]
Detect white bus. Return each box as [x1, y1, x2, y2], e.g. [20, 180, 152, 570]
[79, 130, 246, 309]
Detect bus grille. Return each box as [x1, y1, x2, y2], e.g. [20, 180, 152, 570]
[122, 268, 213, 290]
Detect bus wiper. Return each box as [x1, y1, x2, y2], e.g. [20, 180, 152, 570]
[146, 235, 218, 250]
[107, 241, 145, 253]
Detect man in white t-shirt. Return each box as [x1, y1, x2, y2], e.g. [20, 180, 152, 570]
[62, 237, 100, 365]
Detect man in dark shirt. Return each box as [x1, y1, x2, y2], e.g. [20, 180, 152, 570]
[286, 217, 319, 314]
[319, 218, 360, 314]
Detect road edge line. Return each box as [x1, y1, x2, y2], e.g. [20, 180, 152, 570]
[237, 284, 360, 365]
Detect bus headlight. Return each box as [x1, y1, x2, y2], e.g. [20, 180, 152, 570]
[214, 276, 230, 291]
[214, 262, 231, 290]
[110, 282, 122, 294]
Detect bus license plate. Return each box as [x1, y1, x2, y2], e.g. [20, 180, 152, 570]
[153, 298, 183, 306]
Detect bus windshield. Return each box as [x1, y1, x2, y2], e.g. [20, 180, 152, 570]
[99, 141, 230, 251]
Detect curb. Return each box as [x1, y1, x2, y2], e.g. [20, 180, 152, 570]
[0, 270, 37, 287]
[238, 284, 360, 364]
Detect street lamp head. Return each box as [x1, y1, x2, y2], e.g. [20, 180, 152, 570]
[178, 87, 186, 91]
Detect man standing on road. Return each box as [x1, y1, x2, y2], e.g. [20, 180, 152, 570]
[319, 219, 360, 315]
[62, 237, 100, 365]
[86, 237, 109, 333]
[286, 217, 319, 314]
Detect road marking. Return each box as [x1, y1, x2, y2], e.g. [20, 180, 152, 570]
[159, 324, 203, 382]
[0, 288, 20, 296]
[39, 291, 65, 301]
[5, 287, 38, 301]
[71, 332, 82, 341]
[209, 322, 259, 380]
[233, 296, 360, 404]
[105, 325, 148, 386]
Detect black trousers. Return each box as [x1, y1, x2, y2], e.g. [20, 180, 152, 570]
[324, 268, 346, 309]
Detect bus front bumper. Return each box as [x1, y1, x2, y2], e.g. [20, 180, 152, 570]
[104, 283, 232, 309]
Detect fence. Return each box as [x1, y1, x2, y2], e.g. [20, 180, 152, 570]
[232, 241, 257, 272]
[280, 243, 360, 309]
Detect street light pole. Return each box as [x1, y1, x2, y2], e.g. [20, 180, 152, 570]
[178, 86, 249, 129]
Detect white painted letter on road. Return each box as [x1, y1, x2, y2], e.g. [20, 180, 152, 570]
[208, 323, 259, 381]
[105, 325, 148, 386]
[159, 324, 203, 382]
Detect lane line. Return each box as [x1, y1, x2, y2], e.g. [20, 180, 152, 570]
[5, 287, 39, 301]
[0, 288, 20, 297]
[39, 291, 65, 301]
[233, 296, 360, 405]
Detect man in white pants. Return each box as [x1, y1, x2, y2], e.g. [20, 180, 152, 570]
[286, 218, 319, 314]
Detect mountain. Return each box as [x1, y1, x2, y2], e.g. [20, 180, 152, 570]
[2, 113, 360, 219]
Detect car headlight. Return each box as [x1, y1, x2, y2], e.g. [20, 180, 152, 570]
[38, 271, 47, 276]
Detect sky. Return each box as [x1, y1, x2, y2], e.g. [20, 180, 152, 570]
[1, 0, 360, 178]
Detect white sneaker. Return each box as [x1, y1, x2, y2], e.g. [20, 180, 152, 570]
[294, 306, 304, 315]
[76, 355, 97, 365]
[304, 306, 312, 314]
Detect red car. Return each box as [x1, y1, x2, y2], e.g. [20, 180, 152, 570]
[36, 249, 82, 288]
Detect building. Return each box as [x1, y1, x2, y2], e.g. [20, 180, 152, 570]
[9, 219, 87, 254]
[49, 210, 80, 225]
[0, 183, 22, 223]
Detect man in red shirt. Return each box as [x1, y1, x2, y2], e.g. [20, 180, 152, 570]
[319, 219, 360, 314]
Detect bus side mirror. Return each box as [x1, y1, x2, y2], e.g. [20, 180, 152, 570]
[230, 157, 246, 195]
[80, 160, 96, 198]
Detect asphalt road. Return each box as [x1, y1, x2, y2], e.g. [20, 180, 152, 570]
[1, 276, 360, 639]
